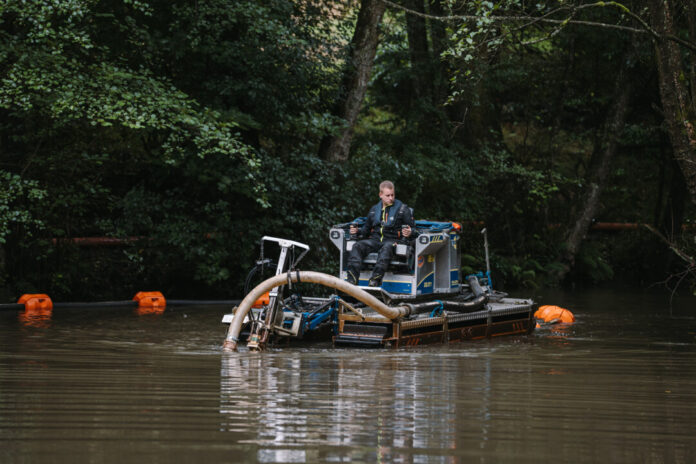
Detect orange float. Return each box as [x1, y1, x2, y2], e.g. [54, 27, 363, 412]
[133, 291, 166, 315]
[18, 294, 53, 313]
[17, 294, 53, 327]
[535, 305, 575, 323]
[252, 291, 270, 309]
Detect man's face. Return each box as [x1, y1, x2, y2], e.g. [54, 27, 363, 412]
[379, 188, 395, 206]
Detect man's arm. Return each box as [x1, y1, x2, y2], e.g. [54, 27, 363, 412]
[359, 208, 375, 238]
[400, 205, 417, 239]
[349, 207, 375, 239]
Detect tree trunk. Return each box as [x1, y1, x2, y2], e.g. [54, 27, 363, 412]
[429, 0, 449, 107]
[654, 139, 687, 238]
[0, 245, 7, 300]
[405, 0, 430, 104]
[651, 0, 696, 206]
[320, 0, 386, 163]
[556, 51, 634, 281]
[689, 1, 696, 116]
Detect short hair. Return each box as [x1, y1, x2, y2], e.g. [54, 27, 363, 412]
[379, 180, 394, 192]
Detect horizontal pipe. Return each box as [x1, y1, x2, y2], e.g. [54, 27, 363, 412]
[404, 295, 488, 315]
[443, 295, 488, 312]
[404, 300, 443, 314]
[222, 271, 412, 352]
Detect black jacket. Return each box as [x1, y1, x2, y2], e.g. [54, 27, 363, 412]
[358, 199, 416, 242]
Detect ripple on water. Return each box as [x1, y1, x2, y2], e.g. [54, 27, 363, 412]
[2, 292, 696, 463]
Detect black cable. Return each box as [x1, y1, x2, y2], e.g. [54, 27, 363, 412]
[244, 260, 277, 295]
[0, 303, 25, 312]
[167, 299, 242, 306]
[53, 301, 136, 309]
[3, 299, 243, 311]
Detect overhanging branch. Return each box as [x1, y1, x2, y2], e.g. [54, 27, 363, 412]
[643, 224, 696, 268]
[381, 0, 696, 52]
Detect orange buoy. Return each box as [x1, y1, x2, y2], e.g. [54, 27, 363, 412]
[534, 305, 554, 319]
[18, 294, 53, 313]
[252, 291, 270, 309]
[17, 294, 53, 327]
[133, 291, 166, 315]
[535, 305, 575, 323]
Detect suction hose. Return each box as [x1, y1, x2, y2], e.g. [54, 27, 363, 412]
[451, 274, 489, 310]
[222, 271, 412, 351]
[467, 274, 486, 297]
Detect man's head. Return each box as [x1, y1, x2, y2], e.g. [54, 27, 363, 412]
[379, 180, 395, 206]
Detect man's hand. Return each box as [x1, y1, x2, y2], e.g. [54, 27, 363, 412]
[402, 225, 412, 238]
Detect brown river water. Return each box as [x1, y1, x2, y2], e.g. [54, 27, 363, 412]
[1, 288, 695, 463]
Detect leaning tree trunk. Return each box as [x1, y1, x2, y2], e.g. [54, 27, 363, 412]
[650, 0, 696, 206]
[320, 0, 386, 163]
[556, 51, 634, 282]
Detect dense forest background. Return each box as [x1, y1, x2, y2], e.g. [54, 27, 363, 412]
[1, 0, 695, 301]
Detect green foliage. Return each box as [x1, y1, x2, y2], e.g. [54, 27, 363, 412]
[0, 0, 286, 297]
[575, 241, 615, 283]
[0, 171, 46, 244]
[0, 0, 693, 300]
[0, 0, 265, 196]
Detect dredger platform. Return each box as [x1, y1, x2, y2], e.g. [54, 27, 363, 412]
[222, 222, 535, 351]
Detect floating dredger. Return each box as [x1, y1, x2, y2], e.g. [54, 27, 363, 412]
[222, 222, 536, 351]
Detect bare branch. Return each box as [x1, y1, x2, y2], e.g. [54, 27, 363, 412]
[643, 224, 696, 267]
[665, 34, 696, 53]
[521, 12, 577, 46]
[380, 0, 696, 52]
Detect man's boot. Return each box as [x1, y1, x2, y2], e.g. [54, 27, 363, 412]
[368, 274, 383, 287]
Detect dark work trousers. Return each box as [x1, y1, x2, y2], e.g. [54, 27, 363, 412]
[346, 237, 395, 283]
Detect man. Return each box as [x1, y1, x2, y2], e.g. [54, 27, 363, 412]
[346, 180, 416, 287]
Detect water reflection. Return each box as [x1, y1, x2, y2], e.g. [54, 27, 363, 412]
[17, 308, 53, 328]
[220, 349, 518, 463]
[219, 314, 696, 463]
